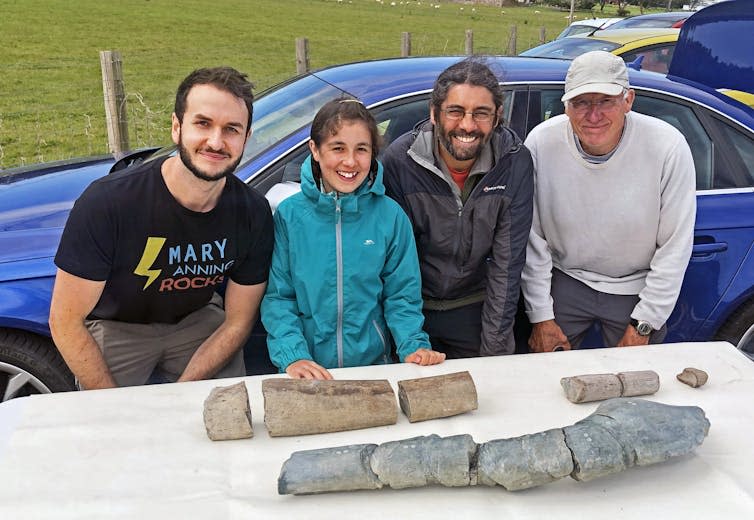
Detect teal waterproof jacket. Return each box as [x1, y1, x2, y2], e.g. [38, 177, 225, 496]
[261, 156, 431, 371]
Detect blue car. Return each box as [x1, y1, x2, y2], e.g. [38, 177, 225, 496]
[2, 9, 753, 401]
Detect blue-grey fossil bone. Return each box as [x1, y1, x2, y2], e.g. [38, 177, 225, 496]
[278, 398, 710, 495]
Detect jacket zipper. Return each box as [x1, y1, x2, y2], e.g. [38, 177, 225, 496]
[443, 201, 465, 295]
[452, 170, 500, 275]
[372, 320, 388, 364]
[335, 199, 344, 368]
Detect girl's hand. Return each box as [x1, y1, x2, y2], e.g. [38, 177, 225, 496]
[404, 348, 446, 366]
[286, 360, 333, 380]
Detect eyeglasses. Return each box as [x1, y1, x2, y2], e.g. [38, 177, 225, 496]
[568, 95, 625, 115]
[440, 108, 495, 123]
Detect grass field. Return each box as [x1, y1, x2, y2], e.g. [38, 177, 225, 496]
[0, 0, 647, 169]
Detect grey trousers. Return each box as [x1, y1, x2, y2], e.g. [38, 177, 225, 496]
[84, 293, 245, 388]
[552, 269, 667, 348]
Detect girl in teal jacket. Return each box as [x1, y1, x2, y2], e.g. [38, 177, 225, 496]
[261, 98, 445, 379]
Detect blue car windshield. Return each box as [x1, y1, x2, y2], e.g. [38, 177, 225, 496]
[240, 74, 346, 164]
[520, 38, 621, 59]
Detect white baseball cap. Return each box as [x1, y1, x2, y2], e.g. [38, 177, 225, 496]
[561, 51, 629, 102]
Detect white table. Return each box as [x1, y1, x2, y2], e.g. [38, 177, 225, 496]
[1, 342, 753, 519]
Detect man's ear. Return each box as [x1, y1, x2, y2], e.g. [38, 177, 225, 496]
[624, 89, 636, 113]
[171, 113, 181, 145]
[494, 106, 504, 128]
[429, 104, 437, 126]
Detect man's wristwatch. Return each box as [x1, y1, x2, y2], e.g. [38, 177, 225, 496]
[630, 318, 654, 336]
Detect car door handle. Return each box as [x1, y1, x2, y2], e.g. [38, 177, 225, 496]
[692, 242, 728, 256]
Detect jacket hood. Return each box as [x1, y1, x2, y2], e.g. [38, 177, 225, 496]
[299, 154, 385, 214]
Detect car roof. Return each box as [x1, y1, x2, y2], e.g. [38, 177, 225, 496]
[610, 11, 690, 28]
[306, 56, 753, 129]
[588, 28, 680, 45]
[519, 28, 679, 61]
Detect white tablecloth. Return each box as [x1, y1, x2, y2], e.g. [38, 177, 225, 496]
[0, 341, 752, 519]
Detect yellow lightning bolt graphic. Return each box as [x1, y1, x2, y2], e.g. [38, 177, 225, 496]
[133, 237, 166, 290]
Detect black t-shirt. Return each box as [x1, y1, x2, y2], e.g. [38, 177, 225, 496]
[55, 157, 273, 324]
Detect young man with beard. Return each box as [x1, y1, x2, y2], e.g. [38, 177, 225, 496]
[49, 67, 273, 389]
[382, 58, 534, 358]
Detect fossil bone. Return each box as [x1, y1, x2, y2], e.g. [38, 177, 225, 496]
[397, 371, 478, 423]
[203, 382, 253, 441]
[560, 370, 660, 403]
[278, 398, 709, 495]
[676, 367, 708, 388]
[262, 378, 397, 437]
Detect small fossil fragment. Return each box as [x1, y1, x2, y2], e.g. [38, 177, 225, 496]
[676, 367, 708, 388]
[398, 371, 478, 423]
[278, 398, 710, 495]
[560, 370, 659, 403]
[203, 382, 253, 441]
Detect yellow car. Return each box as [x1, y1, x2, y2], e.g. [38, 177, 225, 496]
[718, 89, 754, 109]
[520, 28, 679, 74]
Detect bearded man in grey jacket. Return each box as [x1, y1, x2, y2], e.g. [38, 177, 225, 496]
[383, 58, 534, 358]
[521, 51, 696, 352]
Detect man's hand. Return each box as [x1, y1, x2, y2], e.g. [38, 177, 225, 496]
[178, 280, 265, 382]
[286, 360, 333, 380]
[616, 324, 651, 347]
[404, 348, 446, 366]
[528, 320, 571, 353]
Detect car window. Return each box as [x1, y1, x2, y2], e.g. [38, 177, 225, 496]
[375, 98, 430, 149]
[520, 38, 621, 59]
[241, 75, 346, 165]
[610, 16, 686, 29]
[257, 96, 432, 194]
[505, 88, 529, 139]
[557, 25, 598, 39]
[707, 117, 754, 189]
[630, 95, 713, 190]
[526, 88, 714, 190]
[621, 44, 675, 74]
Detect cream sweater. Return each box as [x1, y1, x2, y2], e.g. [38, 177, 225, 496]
[522, 112, 696, 330]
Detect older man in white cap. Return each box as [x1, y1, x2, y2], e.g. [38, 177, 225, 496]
[520, 50, 696, 352]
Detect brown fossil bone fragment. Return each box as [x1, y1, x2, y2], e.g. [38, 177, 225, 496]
[397, 371, 478, 423]
[560, 370, 660, 403]
[262, 378, 397, 437]
[676, 367, 709, 388]
[278, 398, 710, 495]
[203, 381, 253, 441]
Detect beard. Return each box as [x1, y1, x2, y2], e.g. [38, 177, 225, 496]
[178, 140, 242, 182]
[437, 128, 489, 162]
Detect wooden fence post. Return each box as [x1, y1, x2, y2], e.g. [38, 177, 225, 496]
[507, 25, 517, 56]
[401, 32, 411, 57]
[296, 37, 309, 75]
[539, 26, 547, 44]
[99, 50, 129, 157]
[465, 29, 474, 56]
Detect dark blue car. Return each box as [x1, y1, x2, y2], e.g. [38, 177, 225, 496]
[2, 5, 753, 400]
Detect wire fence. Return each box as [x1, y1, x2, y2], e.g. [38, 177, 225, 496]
[0, 27, 552, 170]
